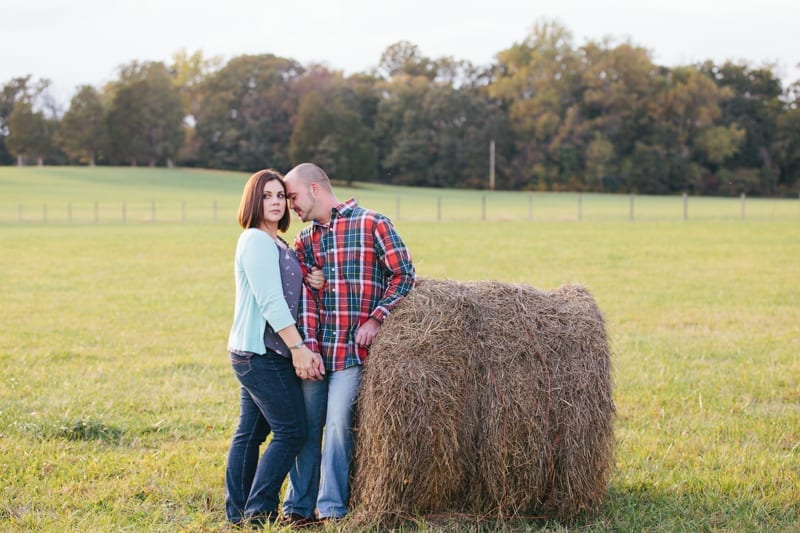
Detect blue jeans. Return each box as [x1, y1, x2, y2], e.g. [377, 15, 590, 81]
[283, 364, 362, 519]
[225, 351, 307, 523]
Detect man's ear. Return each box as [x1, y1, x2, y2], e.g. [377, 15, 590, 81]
[310, 182, 318, 196]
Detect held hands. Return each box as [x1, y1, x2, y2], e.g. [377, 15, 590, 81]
[305, 267, 325, 290]
[292, 345, 325, 381]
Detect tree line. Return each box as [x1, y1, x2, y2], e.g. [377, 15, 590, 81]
[2, 20, 799, 196]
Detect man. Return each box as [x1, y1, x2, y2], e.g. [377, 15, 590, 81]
[281, 163, 415, 523]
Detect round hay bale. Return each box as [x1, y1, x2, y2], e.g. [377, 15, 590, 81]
[465, 281, 615, 519]
[350, 278, 615, 524]
[351, 279, 482, 519]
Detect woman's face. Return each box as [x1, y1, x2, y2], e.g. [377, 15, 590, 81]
[261, 179, 286, 224]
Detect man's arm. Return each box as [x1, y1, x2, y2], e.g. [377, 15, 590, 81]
[368, 216, 416, 324]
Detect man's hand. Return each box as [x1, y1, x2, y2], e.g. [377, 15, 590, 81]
[305, 267, 325, 290]
[355, 318, 381, 348]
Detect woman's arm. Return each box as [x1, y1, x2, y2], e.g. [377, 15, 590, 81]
[240, 231, 324, 380]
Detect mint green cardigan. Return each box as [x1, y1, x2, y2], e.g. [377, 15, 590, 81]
[227, 228, 296, 354]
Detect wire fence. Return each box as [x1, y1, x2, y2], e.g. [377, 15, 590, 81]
[2, 192, 799, 225]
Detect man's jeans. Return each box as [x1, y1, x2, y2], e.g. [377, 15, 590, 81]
[225, 351, 306, 523]
[283, 364, 363, 519]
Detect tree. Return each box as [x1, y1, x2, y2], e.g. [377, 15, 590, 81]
[374, 74, 432, 184]
[573, 40, 659, 190]
[106, 61, 185, 166]
[170, 49, 223, 165]
[628, 66, 727, 193]
[699, 61, 784, 194]
[433, 57, 493, 90]
[170, 48, 223, 119]
[378, 41, 436, 80]
[6, 101, 53, 165]
[1, 76, 52, 165]
[489, 19, 582, 190]
[194, 54, 303, 171]
[773, 79, 800, 191]
[375, 73, 510, 188]
[289, 80, 378, 184]
[693, 124, 746, 166]
[58, 85, 108, 165]
[584, 132, 615, 191]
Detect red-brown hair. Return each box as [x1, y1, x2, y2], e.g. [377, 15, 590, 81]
[237, 168, 291, 231]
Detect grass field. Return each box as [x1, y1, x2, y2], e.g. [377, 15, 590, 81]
[1, 166, 799, 224]
[1, 167, 798, 531]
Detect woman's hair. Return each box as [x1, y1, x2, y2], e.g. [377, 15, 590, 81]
[237, 168, 291, 231]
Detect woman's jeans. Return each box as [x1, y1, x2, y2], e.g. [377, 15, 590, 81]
[225, 351, 306, 523]
[283, 364, 363, 519]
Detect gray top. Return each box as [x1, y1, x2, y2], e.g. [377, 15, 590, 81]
[263, 239, 303, 358]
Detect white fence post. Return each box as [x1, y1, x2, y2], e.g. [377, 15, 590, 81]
[740, 193, 746, 220]
[528, 193, 533, 221]
[629, 193, 634, 221]
[682, 193, 688, 221]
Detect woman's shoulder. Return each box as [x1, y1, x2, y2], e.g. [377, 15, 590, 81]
[237, 228, 278, 255]
[239, 227, 271, 243]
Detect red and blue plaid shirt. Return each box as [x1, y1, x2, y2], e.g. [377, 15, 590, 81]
[295, 198, 415, 371]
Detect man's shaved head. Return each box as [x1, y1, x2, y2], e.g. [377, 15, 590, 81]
[283, 162, 339, 223]
[285, 163, 332, 192]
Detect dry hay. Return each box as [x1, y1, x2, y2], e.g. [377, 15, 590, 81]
[350, 278, 615, 524]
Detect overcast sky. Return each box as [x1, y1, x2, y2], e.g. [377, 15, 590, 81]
[3, 0, 798, 106]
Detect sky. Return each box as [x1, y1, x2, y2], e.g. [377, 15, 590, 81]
[2, 0, 798, 107]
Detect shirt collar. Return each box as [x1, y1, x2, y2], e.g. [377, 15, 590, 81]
[312, 198, 358, 229]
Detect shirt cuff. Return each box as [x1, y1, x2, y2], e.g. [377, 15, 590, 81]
[369, 307, 388, 324]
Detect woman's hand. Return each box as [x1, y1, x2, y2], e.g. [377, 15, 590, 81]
[305, 267, 325, 290]
[292, 345, 325, 381]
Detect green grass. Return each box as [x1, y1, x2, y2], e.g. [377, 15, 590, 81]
[1, 166, 799, 224]
[1, 167, 798, 531]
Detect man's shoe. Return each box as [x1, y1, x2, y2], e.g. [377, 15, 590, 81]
[246, 512, 279, 527]
[281, 513, 320, 528]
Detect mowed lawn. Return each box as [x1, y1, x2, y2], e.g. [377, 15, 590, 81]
[0, 167, 798, 531]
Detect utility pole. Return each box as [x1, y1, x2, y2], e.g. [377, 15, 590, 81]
[489, 139, 495, 191]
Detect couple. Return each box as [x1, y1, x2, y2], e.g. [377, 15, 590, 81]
[224, 163, 416, 526]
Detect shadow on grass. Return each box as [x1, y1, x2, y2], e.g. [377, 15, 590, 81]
[591, 483, 799, 531]
[337, 483, 798, 532]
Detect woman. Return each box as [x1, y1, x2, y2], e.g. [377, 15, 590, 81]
[225, 168, 325, 526]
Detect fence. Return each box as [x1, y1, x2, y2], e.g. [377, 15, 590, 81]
[2, 192, 798, 225]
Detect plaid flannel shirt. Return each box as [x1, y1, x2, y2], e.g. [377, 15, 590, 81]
[295, 198, 415, 371]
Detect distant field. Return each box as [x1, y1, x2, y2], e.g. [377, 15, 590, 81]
[0, 167, 798, 531]
[1, 166, 798, 224]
